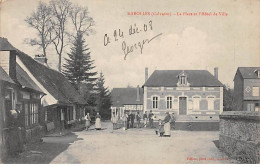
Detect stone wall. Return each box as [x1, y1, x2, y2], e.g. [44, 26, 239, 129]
[219, 111, 260, 163]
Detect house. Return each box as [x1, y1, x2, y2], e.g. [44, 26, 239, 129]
[17, 50, 87, 132]
[233, 67, 260, 111]
[143, 68, 223, 130]
[0, 38, 44, 156]
[1, 37, 87, 134]
[111, 86, 143, 119]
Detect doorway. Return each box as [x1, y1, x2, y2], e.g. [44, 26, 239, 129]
[179, 97, 187, 115]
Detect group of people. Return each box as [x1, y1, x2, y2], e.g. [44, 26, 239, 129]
[85, 110, 176, 137]
[111, 111, 142, 130]
[84, 112, 102, 131]
[111, 110, 176, 137]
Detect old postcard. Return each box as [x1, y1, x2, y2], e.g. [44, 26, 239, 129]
[0, 0, 259, 164]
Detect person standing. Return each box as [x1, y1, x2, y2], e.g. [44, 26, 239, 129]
[111, 112, 118, 130]
[163, 112, 171, 137]
[136, 111, 141, 128]
[148, 110, 154, 128]
[129, 111, 135, 128]
[122, 112, 128, 130]
[170, 112, 176, 129]
[95, 113, 102, 130]
[143, 111, 148, 127]
[127, 112, 131, 129]
[85, 113, 91, 131]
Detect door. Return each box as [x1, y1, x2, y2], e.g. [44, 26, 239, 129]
[179, 97, 187, 115]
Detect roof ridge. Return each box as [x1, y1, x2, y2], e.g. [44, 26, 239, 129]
[17, 50, 62, 74]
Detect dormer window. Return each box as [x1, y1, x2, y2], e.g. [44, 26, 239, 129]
[180, 76, 187, 85]
[177, 71, 190, 86]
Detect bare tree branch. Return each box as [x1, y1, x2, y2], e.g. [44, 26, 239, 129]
[69, 5, 95, 38]
[24, 1, 53, 58]
[50, 0, 72, 72]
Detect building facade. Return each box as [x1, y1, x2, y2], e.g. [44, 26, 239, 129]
[0, 37, 44, 156]
[111, 87, 143, 119]
[1, 37, 87, 135]
[233, 67, 260, 111]
[143, 69, 223, 130]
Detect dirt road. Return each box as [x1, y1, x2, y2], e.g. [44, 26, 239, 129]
[49, 122, 237, 164]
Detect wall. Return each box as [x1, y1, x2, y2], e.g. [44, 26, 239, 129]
[244, 79, 260, 101]
[219, 111, 260, 164]
[233, 72, 244, 111]
[0, 81, 5, 160]
[144, 86, 222, 121]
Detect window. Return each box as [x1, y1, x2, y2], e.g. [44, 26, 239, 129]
[255, 103, 260, 112]
[152, 96, 158, 109]
[207, 96, 215, 110]
[180, 76, 187, 85]
[253, 87, 259, 96]
[45, 110, 47, 121]
[166, 97, 172, 109]
[30, 103, 39, 125]
[247, 103, 254, 111]
[24, 103, 29, 127]
[193, 96, 201, 110]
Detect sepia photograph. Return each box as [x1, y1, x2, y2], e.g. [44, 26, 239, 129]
[0, 0, 259, 164]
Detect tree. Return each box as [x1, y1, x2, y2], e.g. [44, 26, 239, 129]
[50, 0, 72, 72]
[95, 72, 112, 119]
[25, 0, 95, 72]
[62, 32, 97, 90]
[223, 84, 234, 111]
[69, 5, 95, 38]
[24, 1, 53, 58]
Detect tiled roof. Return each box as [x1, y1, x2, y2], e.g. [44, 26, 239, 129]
[237, 67, 260, 79]
[17, 51, 86, 105]
[111, 88, 143, 107]
[0, 66, 15, 84]
[0, 37, 17, 51]
[143, 70, 223, 87]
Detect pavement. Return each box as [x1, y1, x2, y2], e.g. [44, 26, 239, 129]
[49, 122, 238, 164]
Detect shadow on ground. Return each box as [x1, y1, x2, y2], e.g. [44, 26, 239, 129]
[3, 132, 83, 164]
[213, 140, 219, 148]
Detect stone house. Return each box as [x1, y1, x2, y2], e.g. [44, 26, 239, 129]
[143, 68, 223, 130]
[233, 67, 260, 111]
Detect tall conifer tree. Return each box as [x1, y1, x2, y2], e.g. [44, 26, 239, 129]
[95, 72, 111, 119]
[63, 32, 97, 90]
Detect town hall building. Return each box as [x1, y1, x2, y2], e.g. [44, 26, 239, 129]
[143, 68, 223, 130]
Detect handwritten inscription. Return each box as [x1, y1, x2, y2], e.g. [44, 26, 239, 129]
[103, 20, 162, 60]
[122, 33, 162, 60]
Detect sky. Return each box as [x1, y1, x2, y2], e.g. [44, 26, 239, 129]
[1, 0, 260, 89]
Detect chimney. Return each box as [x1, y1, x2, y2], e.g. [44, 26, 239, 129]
[0, 50, 17, 82]
[136, 85, 140, 101]
[145, 67, 148, 82]
[9, 50, 17, 81]
[0, 38, 17, 81]
[214, 67, 218, 80]
[34, 54, 48, 66]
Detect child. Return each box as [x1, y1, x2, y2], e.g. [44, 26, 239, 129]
[155, 119, 165, 137]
